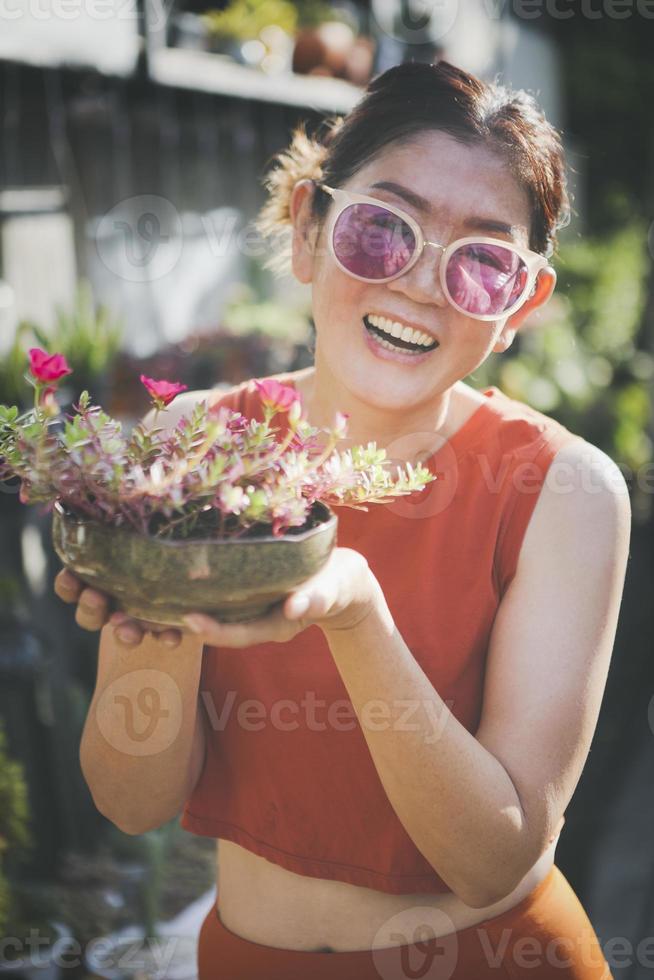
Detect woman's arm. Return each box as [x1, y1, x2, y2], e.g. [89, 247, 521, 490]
[178, 438, 631, 907]
[74, 390, 222, 828]
[321, 441, 631, 908]
[80, 625, 206, 835]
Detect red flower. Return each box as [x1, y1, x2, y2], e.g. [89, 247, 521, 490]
[28, 348, 72, 384]
[254, 379, 300, 414]
[140, 375, 188, 407]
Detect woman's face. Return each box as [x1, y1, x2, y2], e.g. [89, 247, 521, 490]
[292, 130, 552, 414]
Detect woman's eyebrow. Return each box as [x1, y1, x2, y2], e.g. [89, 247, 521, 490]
[368, 180, 516, 237]
[369, 180, 431, 213]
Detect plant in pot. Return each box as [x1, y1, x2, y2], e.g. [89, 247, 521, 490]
[201, 0, 299, 71]
[0, 720, 74, 979]
[0, 349, 434, 627]
[3, 281, 123, 410]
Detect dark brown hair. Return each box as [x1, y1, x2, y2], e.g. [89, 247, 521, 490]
[255, 60, 570, 274]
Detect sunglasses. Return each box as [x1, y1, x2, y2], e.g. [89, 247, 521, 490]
[316, 183, 549, 322]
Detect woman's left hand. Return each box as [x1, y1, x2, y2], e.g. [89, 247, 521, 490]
[181, 547, 382, 647]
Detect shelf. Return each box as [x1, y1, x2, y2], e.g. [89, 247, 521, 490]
[149, 46, 363, 112]
[0, 20, 140, 76]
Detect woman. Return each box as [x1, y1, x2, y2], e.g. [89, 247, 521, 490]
[56, 62, 629, 978]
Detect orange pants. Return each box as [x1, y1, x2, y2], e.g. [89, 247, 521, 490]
[197, 864, 614, 979]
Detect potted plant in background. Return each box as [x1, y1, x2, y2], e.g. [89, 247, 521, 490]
[196, 0, 374, 82]
[0, 349, 434, 626]
[201, 0, 299, 70]
[16, 280, 123, 407]
[0, 282, 123, 611]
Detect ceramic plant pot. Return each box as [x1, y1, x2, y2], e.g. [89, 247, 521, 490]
[52, 500, 337, 626]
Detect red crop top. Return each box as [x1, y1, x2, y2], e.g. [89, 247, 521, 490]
[181, 376, 582, 895]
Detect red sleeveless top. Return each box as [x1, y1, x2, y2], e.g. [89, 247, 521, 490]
[181, 377, 582, 895]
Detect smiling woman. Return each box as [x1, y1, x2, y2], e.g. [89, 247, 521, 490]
[60, 61, 627, 980]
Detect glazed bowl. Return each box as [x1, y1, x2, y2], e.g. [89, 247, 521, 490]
[52, 500, 338, 625]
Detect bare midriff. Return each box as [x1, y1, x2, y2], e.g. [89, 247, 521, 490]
[213, 832, 561, 952]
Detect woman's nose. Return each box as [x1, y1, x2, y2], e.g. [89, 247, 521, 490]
[386, 241, 449, 307]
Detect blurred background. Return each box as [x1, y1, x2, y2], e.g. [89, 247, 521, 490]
[0, 1, 653, 977]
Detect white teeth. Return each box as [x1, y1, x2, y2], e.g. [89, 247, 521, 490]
[374, 333, 423, 355]
[367, 314, 436, 347]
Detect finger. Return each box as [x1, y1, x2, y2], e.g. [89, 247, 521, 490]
[183, 604, 298, 648]
[108, 614, 179, 647]
[109, 612, 155, 631]
[74, 589, 111, 632]
[284, 592, 311, 620]
[138, 618, 178, 634]
[113, 621, 144, 647]
[282, 548, 370, 626]
[282, 573, 339, 622]
[54, 569, 83, 603]
[154, 629, 183, 648]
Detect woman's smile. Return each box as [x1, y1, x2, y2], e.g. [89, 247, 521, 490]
[361, 315, 440, 364]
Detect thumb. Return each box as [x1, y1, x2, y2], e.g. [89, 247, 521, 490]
[282, 572, 339, 622]
[285, 592, 312, 618]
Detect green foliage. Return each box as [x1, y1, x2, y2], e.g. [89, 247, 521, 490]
[0, 721, 32, 937]
[0, 333, 32, 409]
[222, 294, 311, 346]
[470, 222, 653, 493]
[203, 0, 299, 41]
[29, 280, 123, 381]
[1, 366, 434, 538]
[0, 575, 24, 615]
[202, 0, 338, 41]
[0, 282, 122, 408]
[105, 819, 180, 940]
[139, 823, 178, 940]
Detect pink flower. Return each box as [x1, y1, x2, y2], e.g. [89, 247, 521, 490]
[254, 379, 300, 415]
[140, 375, 188, 407]
[332, 411, 349, 439]
[225, 412, 249, 433]
[28, 348, 72, 384]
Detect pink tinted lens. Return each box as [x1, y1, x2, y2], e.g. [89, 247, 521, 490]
[445, 242, 528, 316]
[332, 203, 416, 280]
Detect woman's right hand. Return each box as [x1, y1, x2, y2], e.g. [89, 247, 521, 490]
[53, 569, 183, 648]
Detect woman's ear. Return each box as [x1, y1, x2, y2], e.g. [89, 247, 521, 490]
[492, 266, 557, 353]
[290, 179, 318, 284]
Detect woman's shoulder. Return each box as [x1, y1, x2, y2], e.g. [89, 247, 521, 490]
[483, 386, 627, 497]
[484, 388, 631, 595]
[475, 385, 583, 462]
[490, 389, 631, 538]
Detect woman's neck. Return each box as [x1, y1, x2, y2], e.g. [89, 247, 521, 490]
[292, 362, 474, 463]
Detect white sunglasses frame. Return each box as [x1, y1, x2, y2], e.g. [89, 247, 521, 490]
[316, 183, 551, 322]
